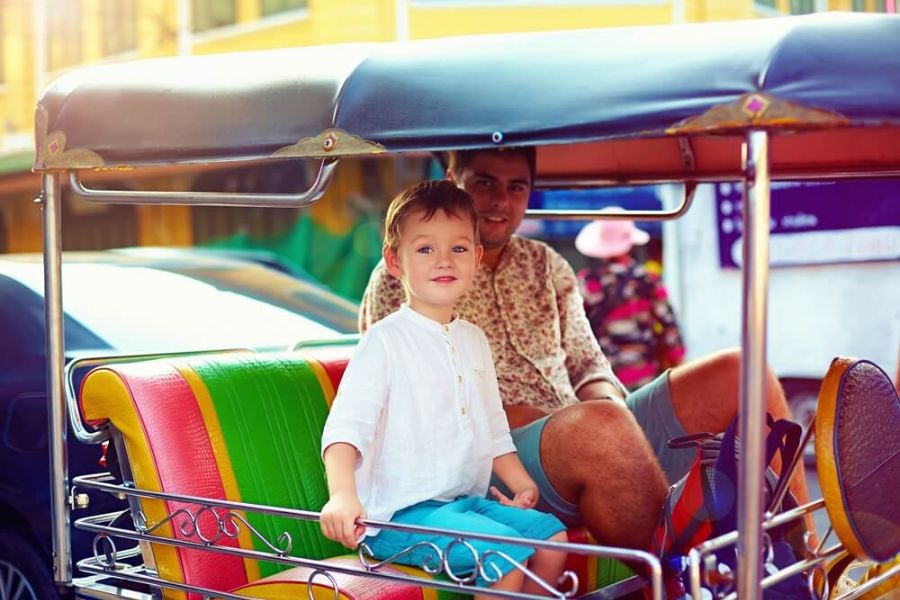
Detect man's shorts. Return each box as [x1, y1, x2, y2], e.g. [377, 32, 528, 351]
[364, 496, 566, 586]
[489, 371, 695, 526]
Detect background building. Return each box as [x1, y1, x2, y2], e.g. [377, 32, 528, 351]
[0, 0, 892, 298]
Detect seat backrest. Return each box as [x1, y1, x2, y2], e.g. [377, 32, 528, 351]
[79, 349, 353, 598]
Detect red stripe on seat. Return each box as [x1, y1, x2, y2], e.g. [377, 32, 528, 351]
[232, 556, 425, 600]
[319, 358, 350, 395]
[121, 362, 248, 597]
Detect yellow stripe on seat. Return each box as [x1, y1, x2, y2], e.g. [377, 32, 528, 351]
[174, 361, 261, 583]
[80, 367, 187, 600]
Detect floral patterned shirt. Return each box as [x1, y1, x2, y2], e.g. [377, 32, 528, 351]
[360, 235, 624, 411]
[578, 257, 685, 391]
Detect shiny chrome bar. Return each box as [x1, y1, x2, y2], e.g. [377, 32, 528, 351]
[720, 544, 845, 600]
[526, 182, 696, 221]
[68, 158, 337, 207]
[73, 499, 660, 600]
[533, 168, 900, 188]
[72, 473, 662, 580]
[738, 130, 771, 599]
[836, 562, 900, 600]
[687, 499, 827, 597]
[42, 172, 72, 584]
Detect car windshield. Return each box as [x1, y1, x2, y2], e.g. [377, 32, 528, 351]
[3, 261, 354, 353]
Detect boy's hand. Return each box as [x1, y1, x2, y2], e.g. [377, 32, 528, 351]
[320, 492, 367, 549]
[489, 485, 539, 509]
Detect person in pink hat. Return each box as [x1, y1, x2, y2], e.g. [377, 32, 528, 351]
[575, 211, 685, 391]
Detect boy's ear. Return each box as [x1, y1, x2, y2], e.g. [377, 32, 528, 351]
[384, 246, 402, 279]
[474, 244, 484, 267]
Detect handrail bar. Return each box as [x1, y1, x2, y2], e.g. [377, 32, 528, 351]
[525, 182, 696, 221]
[72, 473, 661, 568]
[68, 158, 337, 207]
[72, 477, 663, 600]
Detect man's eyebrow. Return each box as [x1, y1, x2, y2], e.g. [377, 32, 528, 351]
[472, 171, 529, 186]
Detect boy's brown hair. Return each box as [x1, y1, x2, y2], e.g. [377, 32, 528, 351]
[383, 180, 479, 252]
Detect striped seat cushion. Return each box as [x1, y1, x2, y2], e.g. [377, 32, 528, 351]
[79, 349, 630, 599]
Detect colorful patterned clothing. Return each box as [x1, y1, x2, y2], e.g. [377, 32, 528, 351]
[360, 235, 625, 411]
[577, 257, 685, 391]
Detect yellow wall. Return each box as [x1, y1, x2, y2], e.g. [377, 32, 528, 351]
[0, 0, 890, 252]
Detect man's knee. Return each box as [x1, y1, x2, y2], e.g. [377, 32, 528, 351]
[541, 400, 646, 464]
[546, 401, 643, 451]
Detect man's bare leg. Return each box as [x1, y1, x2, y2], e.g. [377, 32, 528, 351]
[668, 348, 815, 539]
[540, 401, 668, 549]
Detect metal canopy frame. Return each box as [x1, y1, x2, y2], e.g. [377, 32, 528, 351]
[36, 12, 900, 599]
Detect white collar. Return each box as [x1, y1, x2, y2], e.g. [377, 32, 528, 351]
[397, 303, 460, 333]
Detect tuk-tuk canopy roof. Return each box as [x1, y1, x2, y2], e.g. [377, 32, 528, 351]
[34, 12, 900, 182]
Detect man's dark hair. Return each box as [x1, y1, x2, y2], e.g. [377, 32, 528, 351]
[446, 147, 536, 184]
[383, 180, 479, 252]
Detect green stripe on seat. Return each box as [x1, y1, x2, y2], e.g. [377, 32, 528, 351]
[187, 353, 343, 576]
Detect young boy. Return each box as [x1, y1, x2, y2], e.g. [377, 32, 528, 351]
[320, 180, 568, 597]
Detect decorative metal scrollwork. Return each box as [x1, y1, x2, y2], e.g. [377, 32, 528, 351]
[358, 540, 444, 575]
[92, 533, 118, 569]
[307, 568, 340, 600]
[135, 506, 293, 555]
[358, 536, 578, 598]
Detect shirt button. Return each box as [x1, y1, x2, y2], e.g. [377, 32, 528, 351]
[442, 325, 449, 332]
[461, 406, 467, 415]
[457, 375, 462, 383]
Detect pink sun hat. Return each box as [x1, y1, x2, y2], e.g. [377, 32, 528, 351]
[575, 207, 650, 259]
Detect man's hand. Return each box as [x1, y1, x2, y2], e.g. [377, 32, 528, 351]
[489, 484, 539, 509]
[320, 492, 367, 549]
[577, 380, 626, 406]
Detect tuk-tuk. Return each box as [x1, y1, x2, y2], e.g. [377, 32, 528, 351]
[31, 11, 900, 600]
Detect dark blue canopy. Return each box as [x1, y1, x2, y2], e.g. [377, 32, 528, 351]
[34, 12, 900, 181]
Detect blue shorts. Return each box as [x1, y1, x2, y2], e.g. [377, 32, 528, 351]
[490, 371, 694, 526]
[364, 496, 565, 587]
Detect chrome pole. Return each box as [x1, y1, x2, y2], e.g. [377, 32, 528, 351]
[738, 131, 770, 598]
[42, 172, 71, 584]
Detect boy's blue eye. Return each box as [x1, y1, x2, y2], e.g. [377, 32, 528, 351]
[417, 246, 433, 254]
[452, 246, 468, 253]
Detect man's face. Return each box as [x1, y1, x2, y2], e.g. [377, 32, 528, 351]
[451, 152, 532, 251]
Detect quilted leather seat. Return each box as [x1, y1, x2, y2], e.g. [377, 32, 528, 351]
[79, 350, 630, 599]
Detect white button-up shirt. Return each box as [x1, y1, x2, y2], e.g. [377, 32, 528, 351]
[321, 304, 516, 532]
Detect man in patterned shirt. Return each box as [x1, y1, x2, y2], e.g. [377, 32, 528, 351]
[360, 147, 810, 551]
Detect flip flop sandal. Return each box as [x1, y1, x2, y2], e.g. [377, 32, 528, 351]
[816, 357, 900, 564]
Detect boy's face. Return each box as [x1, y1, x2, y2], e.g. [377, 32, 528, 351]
[384, 208, 482, 322]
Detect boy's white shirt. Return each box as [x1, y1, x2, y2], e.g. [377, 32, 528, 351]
[321, 303, 516, 535]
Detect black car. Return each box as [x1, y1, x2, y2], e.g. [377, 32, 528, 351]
[0, 250, 358, 599]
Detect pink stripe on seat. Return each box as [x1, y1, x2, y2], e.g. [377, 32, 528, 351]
[119, 361, 248, 597]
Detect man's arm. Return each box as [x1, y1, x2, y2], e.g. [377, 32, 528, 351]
[547, 247, 628, 399]
[358, 259, 405, 333]
[576, 380, 626, 405]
